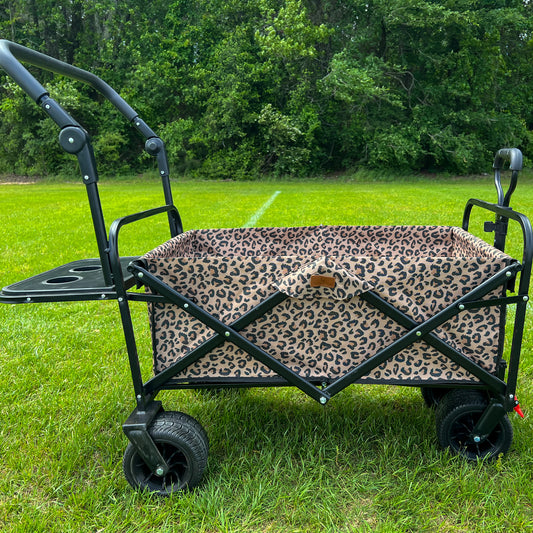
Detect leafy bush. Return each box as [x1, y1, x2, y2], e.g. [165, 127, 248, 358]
[0, 0, 531, 177]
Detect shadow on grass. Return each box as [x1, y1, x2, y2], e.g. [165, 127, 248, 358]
[167, 385, 439, 482]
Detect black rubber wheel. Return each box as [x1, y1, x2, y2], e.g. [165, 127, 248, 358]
[435, 389, 513, 461]
[123, 411, 209, 495]
[420, 387, 449, 408]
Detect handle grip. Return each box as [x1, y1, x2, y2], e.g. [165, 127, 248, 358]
[493, 148, 523, 171]
[0, 39, 138, 121]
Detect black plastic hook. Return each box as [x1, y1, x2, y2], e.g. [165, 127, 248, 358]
[493, 148, 522, 207]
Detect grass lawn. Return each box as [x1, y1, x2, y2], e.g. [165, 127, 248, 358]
[1, 173, 532, 532]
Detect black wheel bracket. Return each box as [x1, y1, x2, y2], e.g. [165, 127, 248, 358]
[122, 401, 169, 476]
[469, 398, 507, 444]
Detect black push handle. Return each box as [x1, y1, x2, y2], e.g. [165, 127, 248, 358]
[493, 148, 522, 208]
[0, 40, 182, 285]
[0, 40, 180, 235]
[0, 39, 138, 122]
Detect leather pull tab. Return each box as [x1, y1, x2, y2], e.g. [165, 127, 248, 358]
[310, 275, 336, 289]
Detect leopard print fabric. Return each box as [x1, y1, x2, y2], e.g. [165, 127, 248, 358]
[142, 225, 513, 385]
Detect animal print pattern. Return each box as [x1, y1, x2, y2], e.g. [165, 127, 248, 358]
[142, 225, 514, 385]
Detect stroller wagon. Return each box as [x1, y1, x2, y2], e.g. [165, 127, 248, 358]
[1, 41, 531, 495]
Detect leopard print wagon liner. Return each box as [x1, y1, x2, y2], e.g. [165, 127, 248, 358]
[142, 224, 514, 386]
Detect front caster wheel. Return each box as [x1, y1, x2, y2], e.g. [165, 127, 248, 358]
[123, 411, 208, 496]
[435, 390, 513, 461]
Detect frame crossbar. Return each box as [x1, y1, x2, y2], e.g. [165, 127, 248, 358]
[130, 263, 327, 402]
[129, 260, 521, 404]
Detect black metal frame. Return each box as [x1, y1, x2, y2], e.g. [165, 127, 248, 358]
[0, 39, 182, 303]
[1, 41, 531, 475]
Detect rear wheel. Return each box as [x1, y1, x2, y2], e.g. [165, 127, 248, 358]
[123, 411, 208, 495]
[420, 386, 449, 408]
[435, 389, 513, 461]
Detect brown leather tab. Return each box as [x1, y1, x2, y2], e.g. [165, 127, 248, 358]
[310, 275, 336, 289]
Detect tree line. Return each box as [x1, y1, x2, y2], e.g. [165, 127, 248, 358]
[0, 0, 532, 178]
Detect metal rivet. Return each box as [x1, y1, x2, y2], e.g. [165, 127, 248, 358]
[118, 297, 124, 302]
[135, 122, 140, 126]
[83, 175, 90, 181]
[136, 394, 142, 400]
[26, 297, 32, 302]
[155, 467, 165, 476]
[473, 436, 481, 443]
[160, 171, 165, 175]
[68, 137, 75, 144]
[506, 271, 512, 278]
[138, 272, 143, 278]
[523, 296, 529, 302]
[224, 331, 231, 337]
[458, 304, 465, 310]
[183, 303, 189, 308]
[45, 104, 50, 109]
[416, 331, 422, 337]
[101, 294, 106, 299]
[319, 396, 327, 405]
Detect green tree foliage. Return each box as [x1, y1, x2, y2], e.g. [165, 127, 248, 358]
[0, 0, 531, 177]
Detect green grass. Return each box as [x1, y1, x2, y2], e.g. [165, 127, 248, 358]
[1, 174, 533, 532]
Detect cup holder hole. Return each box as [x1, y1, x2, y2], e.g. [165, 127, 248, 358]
[69, 265, 102, 273]
[44, 276, 81, 285]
